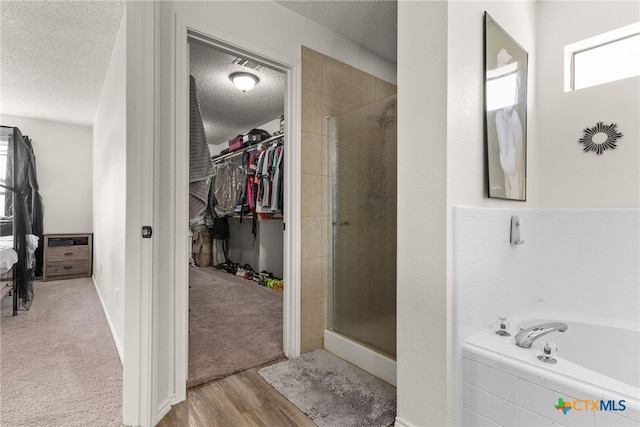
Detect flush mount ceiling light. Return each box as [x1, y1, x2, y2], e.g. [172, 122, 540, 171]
[229, 72, 259, 92]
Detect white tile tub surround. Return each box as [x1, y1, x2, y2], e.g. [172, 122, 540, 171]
[453, 207, 543, 358]
[453, 206, 640, 426]
[454, 207, 640, 344]
[462, 343, 639, 427]
[538, 209, 640, 321]
[454, 207, 543, 425]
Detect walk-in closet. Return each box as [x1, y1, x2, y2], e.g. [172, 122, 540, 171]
[187, 38, 285, 388]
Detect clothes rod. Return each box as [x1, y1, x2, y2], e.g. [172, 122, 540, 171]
[212, 132, 284, 163]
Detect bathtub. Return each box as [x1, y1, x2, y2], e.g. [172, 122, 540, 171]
[462, 306, 640, 426]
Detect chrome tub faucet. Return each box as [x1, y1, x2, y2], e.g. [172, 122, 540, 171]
[514, 322, 568, 348]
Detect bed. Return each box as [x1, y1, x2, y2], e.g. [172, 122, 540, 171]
[1, 234, 39, 275]
[1, 246, 18, 275]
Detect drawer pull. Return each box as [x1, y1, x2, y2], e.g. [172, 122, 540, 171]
[64, 252, 74, 256]
[63, 266, 73, 270]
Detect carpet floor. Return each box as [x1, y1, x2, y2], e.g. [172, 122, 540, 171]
[0, 278, 122, 427]
[188, 267, 284, 389]
[259, 349, 397, 427]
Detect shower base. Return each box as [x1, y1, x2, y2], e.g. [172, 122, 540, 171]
[323, 329, 396, 386]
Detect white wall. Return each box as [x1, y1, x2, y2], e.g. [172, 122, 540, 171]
[92, 10, 126, 357]
[92, 6, 155, 424]
[537, 1, 640, 208]
[228, 217, 259, 269]
[92, 12, 158, 424]
[259, 218, 283, 278]
[397, 1, 537, 425]
[397, 2, 449, 426]
[154, 1, 397, 424]
[0, 114, 93, 234]
[227, 217, 284, 278]
[448, 1, 538, 209]
[449, 3, 537, 425]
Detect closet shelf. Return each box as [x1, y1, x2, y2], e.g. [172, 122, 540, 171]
[229, 212, 283, 220]
[212, 133, 284, 163]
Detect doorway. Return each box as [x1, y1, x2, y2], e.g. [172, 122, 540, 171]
[171, 16, 302, 403]
[186, 37, 288, 388]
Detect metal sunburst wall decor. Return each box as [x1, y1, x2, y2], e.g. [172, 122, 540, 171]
[578, 122, 623, 155]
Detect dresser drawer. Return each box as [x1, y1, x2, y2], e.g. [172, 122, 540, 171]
[47, 245, 89, 262]
[46, 260, 91, 277]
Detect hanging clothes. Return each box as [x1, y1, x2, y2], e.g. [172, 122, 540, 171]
[247, 142, 284, 215]
[211, 162, 245, 217]
[210, 138, 284, 221]
[246, 150, 258, 212]
[271, 146, 284, 210]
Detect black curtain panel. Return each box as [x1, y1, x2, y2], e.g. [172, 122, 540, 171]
[1, 125, 44, 314]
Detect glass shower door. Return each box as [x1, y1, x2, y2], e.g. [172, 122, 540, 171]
[331, 95, 397, 358]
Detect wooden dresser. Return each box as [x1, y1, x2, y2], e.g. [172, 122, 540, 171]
[43, 234, 93, 281]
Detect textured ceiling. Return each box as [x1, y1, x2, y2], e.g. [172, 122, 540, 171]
[0, 1, 125, 126]
[189, 40, 285, 147]
[277, 0, 397, 62]
[0, 0, 396, 133]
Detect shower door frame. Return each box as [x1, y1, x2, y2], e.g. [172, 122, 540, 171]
[326, 97, 398, 386]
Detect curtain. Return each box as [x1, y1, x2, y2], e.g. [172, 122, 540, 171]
[1, 126, 43, 312]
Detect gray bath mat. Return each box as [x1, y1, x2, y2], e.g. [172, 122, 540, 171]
[259, 349, 396, 427]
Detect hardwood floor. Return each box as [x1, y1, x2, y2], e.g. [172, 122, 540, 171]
[157, 362, 316, 427]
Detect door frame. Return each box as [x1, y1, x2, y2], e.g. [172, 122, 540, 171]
[172, 13, 301, 402]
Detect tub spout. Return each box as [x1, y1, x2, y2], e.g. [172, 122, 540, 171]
[515, 322, 568, 348]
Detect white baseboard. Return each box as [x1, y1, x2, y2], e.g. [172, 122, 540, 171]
[323, 329, 396, 386]
[92, 276, 123, 363]
[394, 416, 417, 427]
[156, 395, 174, 424]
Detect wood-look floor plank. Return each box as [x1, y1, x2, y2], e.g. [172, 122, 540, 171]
[157, 363, 316, 427]
[193, 384, 244, 426]
[156, 399, 188, 427]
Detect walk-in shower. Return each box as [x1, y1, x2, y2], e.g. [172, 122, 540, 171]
[325, 95, 397, 385]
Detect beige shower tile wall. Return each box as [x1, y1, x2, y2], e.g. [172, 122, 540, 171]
[299, 46, 397, 353]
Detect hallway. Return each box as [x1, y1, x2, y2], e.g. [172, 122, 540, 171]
[0, 278, 122, 426]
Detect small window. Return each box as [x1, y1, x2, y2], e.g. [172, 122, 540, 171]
[0, 137, 7, 216]
[565, 22, 640, 91]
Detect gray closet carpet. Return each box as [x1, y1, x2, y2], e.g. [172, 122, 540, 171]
[188, 267, 284, 389]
